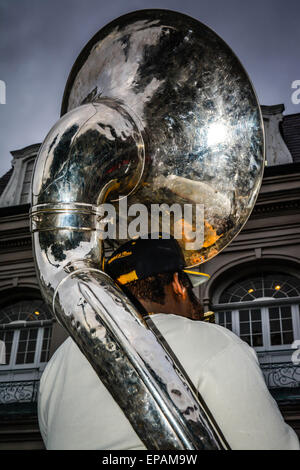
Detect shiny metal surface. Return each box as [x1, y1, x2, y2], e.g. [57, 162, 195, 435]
[30, 99, 227, 449]
[61, 9, 265, 266]
[30, 9, 264, 450]
[52, 264, 225, 449]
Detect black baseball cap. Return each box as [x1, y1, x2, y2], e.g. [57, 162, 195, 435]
[105, 235, 210, 287]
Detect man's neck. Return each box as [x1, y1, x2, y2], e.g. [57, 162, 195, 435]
[138, 299, 170, 315]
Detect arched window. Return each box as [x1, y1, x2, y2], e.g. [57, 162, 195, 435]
[0, 299, 53, 370]
[214, 271, 300, 351]
[219, 272, 300, 303]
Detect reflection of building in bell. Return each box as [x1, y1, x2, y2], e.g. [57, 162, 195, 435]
[0, 104, 300, 447]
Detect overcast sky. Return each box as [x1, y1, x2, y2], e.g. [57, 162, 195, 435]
[0, 0, 299, 176]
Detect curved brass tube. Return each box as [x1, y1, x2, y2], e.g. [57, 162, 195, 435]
[30, 9, 264, 449]
[30, 101, 228, 449]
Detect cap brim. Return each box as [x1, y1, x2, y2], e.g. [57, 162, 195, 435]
[183, 269, 210, 287]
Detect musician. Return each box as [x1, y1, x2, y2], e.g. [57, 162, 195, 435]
[38, 237, 300, 450]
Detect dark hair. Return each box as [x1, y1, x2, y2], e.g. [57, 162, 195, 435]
[124, 270, 192, 304]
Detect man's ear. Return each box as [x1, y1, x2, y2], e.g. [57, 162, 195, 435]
[172, 272, 187, 300]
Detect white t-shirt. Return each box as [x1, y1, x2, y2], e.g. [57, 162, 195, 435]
[38, 314, 300, 450]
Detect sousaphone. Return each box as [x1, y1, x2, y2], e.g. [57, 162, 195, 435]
[30, 9, 264, 449]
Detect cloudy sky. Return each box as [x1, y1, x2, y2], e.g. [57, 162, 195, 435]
[0, 0, 299, 176]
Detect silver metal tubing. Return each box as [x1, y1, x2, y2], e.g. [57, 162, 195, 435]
[30, 9, 264, 449]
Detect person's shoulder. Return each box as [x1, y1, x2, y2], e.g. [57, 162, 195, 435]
[49, 336, 73, 362]
[152, 313, 245, 349]
[151, 313, 259, 371]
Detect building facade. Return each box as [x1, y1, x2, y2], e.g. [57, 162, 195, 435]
[0, 104, 299, 449]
